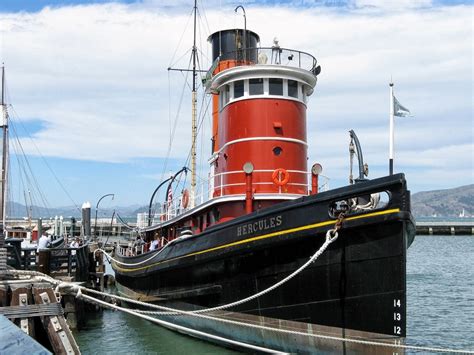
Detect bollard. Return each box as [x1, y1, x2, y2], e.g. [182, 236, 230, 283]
[63, 294, 78, 329]
[81, 202, 92, 239]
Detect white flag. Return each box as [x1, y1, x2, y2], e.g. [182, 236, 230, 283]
[393, 96, 411, 117]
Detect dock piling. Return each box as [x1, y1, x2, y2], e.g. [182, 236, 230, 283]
[33, 286, 81, 354]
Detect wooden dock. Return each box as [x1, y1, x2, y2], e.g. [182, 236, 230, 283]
[0, 314, 52, 354]
[1, 236, 107, 354]
[416, 221, 474, 235]
[0, 280, 81, 354]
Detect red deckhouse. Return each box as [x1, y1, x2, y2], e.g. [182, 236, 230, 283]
[206, 29, 320, 221]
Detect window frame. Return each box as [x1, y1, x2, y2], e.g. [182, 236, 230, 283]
[218, 77, 307, 111]
[269, 78, 284, 96]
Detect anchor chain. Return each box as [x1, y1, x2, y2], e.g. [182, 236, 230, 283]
[326, 212, 345, 242]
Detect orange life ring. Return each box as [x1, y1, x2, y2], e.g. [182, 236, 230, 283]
[182, 189, 190, 208]
[272, 168, 290, 186]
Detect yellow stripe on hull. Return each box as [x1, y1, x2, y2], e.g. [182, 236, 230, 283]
[114, 208, 401, 273]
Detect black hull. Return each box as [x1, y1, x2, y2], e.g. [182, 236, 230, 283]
[113, 174, 415, 349]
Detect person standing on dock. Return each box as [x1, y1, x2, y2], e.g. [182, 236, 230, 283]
[37, 232, 51, 252]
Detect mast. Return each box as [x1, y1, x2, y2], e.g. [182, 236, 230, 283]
[1, 66, 9, 229]
[190, 0, 197, 208]
[389, 82, 394, 175]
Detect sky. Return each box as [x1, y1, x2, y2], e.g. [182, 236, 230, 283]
[0, 0, 472, 212]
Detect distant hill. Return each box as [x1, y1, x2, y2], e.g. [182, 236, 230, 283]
[6, 202, 141, 219]
[7, 185, 472, 219]
[132, 203, 161, 216]
[411, 184, 473, 217]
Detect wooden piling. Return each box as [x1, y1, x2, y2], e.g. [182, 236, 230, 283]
[1, 241, 107, 351]
[38, 250, 51, 275]
[63, 294, 80, 330]
[33, 286, 81, 354]
[10, 283, 35, 337]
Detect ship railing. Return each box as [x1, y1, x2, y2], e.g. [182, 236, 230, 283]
[147, 170, 329, 225]
[204, 46, 318, 83]
[117, 242, 148, 257]
[211, 169, 329, 197]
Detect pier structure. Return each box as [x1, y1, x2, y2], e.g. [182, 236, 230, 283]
[0, 227, 107, 354]
[6, 218, 137, 240]
[415, 221, 474, 235]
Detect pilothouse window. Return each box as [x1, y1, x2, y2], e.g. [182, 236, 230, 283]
[249, 78, 264, 95]
[234, 80, 244, 98]
[224, 85, 230, 104]
[269, 78, 283, 95]
[220, 84, 230, 110]
[220, 78, 304, 109]
[288, 80, 298, 98]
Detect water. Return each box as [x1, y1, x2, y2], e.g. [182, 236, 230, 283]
[73, 310, 240, 354]
[406, 236, 474, 351]
[75, 236, 474, 354]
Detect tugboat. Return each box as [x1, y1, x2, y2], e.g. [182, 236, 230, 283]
[112, 5, 415, 353]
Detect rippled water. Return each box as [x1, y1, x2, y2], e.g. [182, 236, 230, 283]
[73, 309, 240, 354]
[406, 236, 474, 352]
[74, 235, 474, 354]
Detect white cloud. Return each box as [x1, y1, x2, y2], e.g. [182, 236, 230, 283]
[351, 0, 434, 11]
[0, 2, 472, 196]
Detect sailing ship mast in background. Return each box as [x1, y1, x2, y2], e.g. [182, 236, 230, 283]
[190, 0, 198, 209]
[0, 66, 9, 231]
[162, 0, 205, 211]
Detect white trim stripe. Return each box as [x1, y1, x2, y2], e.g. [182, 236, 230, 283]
[216, 137, 307, 155]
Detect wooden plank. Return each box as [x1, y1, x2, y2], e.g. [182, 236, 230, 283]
[0, 284, 8, 306]
[0, 314, 51, 355]
[38, 250, 51, 275]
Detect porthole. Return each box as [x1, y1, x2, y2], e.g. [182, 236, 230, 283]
[273, 146, 283, 156]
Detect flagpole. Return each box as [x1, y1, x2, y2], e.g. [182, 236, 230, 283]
[389, 82, 394, 175]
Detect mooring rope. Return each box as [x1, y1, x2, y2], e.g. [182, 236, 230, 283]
[6, 257, 474, 353]
[95, 239, 173, 266]
[78, 292, 287, 354]
[5, 219, 473, 354]
[88, 227, 340, 317]
[76, 284, 474, 354]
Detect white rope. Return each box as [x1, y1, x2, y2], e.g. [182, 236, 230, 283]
[3, 269, 59, 284]
[191, 228, 339, 314]
[97, 219, 334, 271]
[78, 292, 287, 354]
[86, 228, 339, 317]
[95, 239, 173, 267]
[78, 287, 474, 354]
[74, 226, 474, 354]
[7, 254, 474, 353]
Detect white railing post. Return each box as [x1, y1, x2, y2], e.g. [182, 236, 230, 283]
[220, 174, 223, 197]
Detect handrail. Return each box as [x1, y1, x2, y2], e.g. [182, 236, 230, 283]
[222, 46, 317, 71]
[142, 169, 330, 226]
[205, 46, 318, 82]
